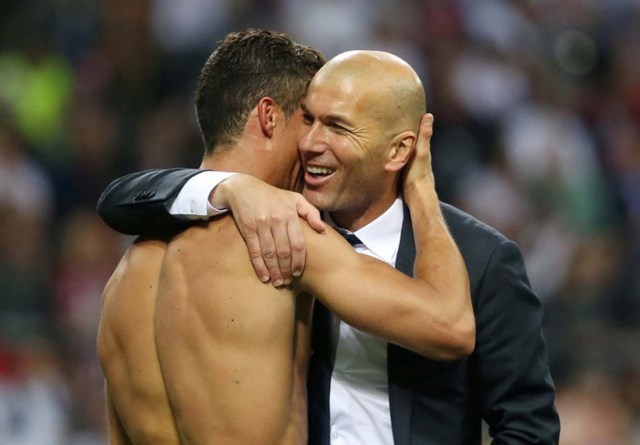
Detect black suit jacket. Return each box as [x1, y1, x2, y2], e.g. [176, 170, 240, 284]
[97, 169, 560, 444]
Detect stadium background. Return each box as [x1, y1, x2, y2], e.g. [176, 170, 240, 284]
[0, 0, 639, 443]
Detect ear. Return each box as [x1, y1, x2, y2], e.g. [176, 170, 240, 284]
[384, 131, 416, 172]
[257, 97, 278, 138]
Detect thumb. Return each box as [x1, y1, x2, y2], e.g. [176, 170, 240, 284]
[415, 113, 434, 159]
[296, 196, 325, 233]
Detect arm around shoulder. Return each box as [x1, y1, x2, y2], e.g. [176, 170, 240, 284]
[97, 168, 203, 235]
[298, 222, 473, 361]
[398, 112, 475, 359]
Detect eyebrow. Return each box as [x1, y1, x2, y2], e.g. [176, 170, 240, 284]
[301, 103, 355, 128]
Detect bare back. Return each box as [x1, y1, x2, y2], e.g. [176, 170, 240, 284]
[97, 238, 180, 445]
[155, 216, 313, 444]
[98, 217, 313, 444]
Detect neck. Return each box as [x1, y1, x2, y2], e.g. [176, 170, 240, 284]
[200, 133, 267, 180]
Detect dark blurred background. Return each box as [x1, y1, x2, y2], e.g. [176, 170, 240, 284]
[0, 0, 638, 443]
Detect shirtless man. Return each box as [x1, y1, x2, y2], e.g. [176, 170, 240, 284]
[97, 30, 473, 444]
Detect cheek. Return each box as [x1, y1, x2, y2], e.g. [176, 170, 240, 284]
[348, 152, 387, 185]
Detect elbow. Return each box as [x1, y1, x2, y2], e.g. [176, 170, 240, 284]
[446, 318, 476, 360]
[444, 316, 476, 360]
[415, 316, 476, 361]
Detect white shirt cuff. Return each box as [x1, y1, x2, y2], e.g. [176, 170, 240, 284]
[168, 171, 237, 220]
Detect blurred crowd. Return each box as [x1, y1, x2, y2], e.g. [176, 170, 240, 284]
[0, 0, 638, 443]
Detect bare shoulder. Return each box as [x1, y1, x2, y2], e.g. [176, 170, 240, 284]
[165, 216, 246, 268]
[157, 215, 284, 323]
[101, 238, 168, 328]
[98, 238, 168, 384]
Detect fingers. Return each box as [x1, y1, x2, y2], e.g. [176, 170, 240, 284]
[287, 219, 306, 278]
[415, 113, 434, 157]
[272, 221, 293, 286]
[244, 210, 298, 287]
[227, 183, 316, 286]
[257, 194, 319, 285]
[256, 223, 285, 287]
[296, 198, 325, 233]
[242, 218, 285, 286]
[245, 230, 270, 283]
[403, 113, 436, 193]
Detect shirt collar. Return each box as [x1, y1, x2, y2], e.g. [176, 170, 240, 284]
[325, 197, 404, 263]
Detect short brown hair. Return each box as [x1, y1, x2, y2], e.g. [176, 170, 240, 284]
[195, 29, 326, 155]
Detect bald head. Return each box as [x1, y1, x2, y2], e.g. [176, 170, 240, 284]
[311, 50, 426, 135]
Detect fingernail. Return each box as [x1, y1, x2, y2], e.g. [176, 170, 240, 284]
[261, 276, 269, 283]
[273, 279, 283, 287]
[293, 269, 302, 277]
[283, 278, 292, 286]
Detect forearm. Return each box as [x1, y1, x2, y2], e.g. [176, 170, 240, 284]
[97, 168, 209, 235]
[301, 226, 472, 360]
[390, 112, 473, 357]
[404, 182, 475, 357]
[315, 263, 469, 359]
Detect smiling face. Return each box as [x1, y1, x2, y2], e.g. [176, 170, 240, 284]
[299, 77, 396, 229]
[298, 51, 426, 230]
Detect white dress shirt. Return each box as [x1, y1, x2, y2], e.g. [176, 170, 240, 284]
[169, 174, 405, 444]
[168, 170, 236, 218]
[326, 197, 404, 445]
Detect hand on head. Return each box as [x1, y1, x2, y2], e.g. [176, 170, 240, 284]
[213, 174, 325, 286]
[402, 113, 435, 194]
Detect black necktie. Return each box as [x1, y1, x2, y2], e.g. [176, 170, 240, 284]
[340, 232, 363, 247]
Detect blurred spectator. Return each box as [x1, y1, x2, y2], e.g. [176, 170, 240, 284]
[53, 210, 125, 444]
[0, 337, 69, 445]
[135, 96, 203, 169]
[0, 117, 53, 219]
[0, 46, 73, 164]
[556, 372, 635, 445]
[0, 118, 53, 342]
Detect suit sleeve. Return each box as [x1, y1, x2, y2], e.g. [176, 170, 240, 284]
[97, 168, 204, 236]
[474, 240, 560, 444]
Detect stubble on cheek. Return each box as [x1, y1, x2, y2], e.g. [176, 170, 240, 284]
[302, 186, 331, 212]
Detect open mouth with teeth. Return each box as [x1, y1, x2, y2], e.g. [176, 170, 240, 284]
[306, 166, 336, 178]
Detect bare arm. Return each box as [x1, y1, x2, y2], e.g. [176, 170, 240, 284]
[97, 168, 325, 285]
[403, 113, 474, 356]
[298, 115, 474, 360]
[298, 223, 472, 360]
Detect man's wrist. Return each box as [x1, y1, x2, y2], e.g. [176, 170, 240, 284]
[209, 178, 231, 210]
[169, 170, 237, 219]
[404, 180, 438, 208]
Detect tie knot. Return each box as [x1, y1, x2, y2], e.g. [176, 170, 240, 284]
[340, 232, 363, 247]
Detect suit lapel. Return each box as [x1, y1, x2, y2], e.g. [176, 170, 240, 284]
[388, 204, 416, 445]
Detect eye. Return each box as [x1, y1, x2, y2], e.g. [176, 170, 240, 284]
[302, 113, 313, 125]
[328, 123, 347, 133]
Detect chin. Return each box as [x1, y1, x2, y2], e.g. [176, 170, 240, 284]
[302, 188, 328, 210]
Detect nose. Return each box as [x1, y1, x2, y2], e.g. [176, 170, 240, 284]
[299, 123, 326, 154]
